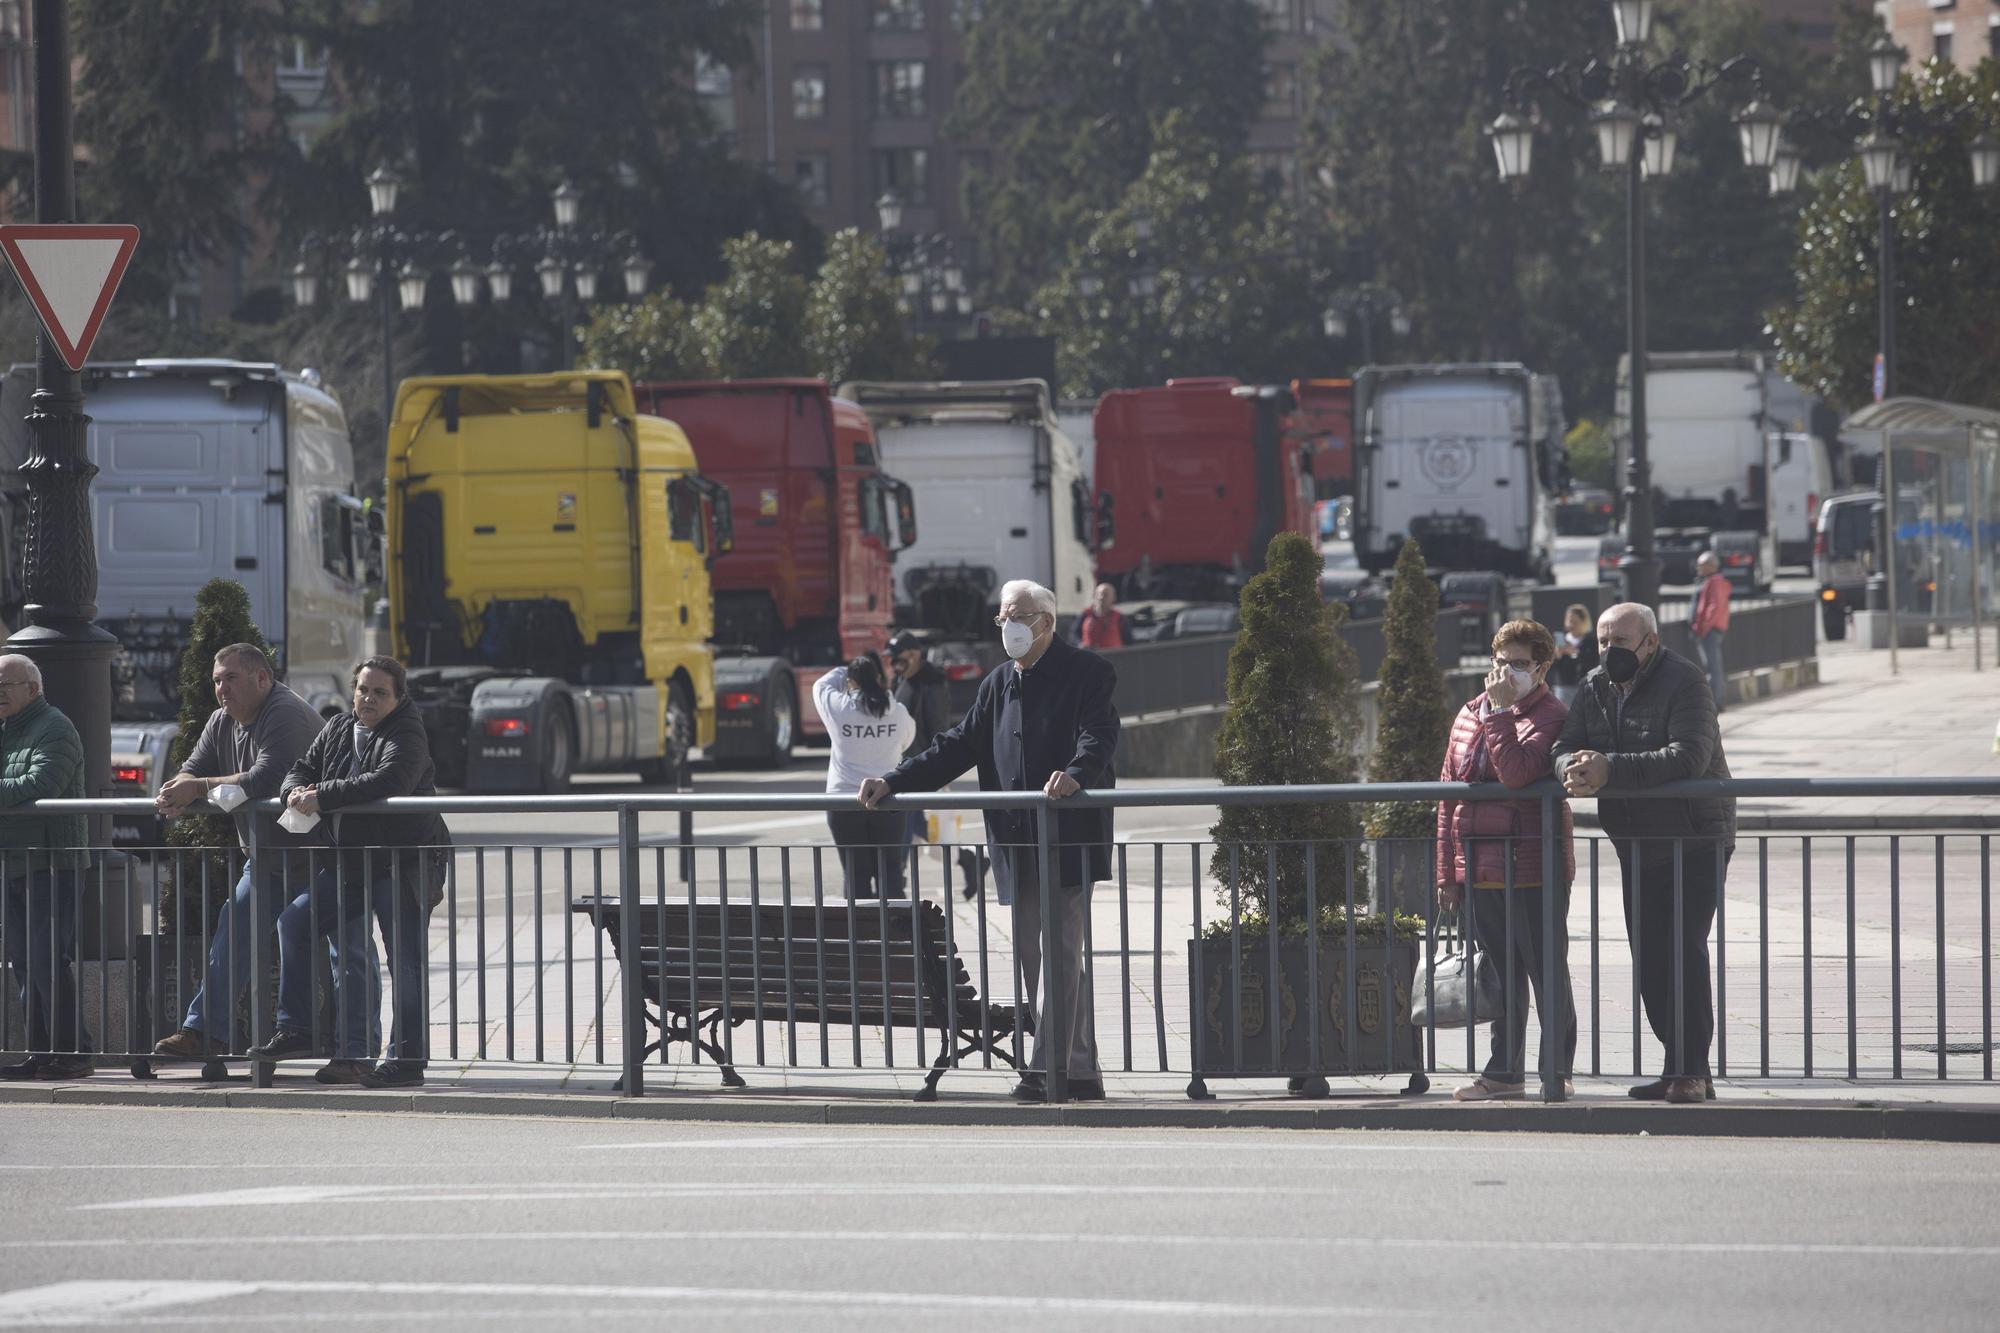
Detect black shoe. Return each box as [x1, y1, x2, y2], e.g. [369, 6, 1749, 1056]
[1067, 1077, 1106, 1101]
[0, 1056, 48, 1080]
[1630, 1076, 1715, 1101]
[957, 849, 982, 900]
[314, 1059, 373, 1086]
[1010, 1074, 1046, 1101]
[33, 1055, 95, 1080]
[358, 1060, 426, 1089]
[247, 1027, 316, 1061]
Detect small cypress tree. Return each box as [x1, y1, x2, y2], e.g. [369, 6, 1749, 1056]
[1365, 537, 1450, 842]
[1207, 532, 1364, 931]
[159, 578, 272, 933]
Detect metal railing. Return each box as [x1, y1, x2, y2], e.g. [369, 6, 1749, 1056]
[1, 778, 1994, 1104]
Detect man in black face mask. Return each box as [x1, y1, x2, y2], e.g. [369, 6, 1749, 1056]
[1552, 602, 1734, 1105]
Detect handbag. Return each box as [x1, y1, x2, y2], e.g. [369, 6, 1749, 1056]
[1409, 935, 1504, 1027]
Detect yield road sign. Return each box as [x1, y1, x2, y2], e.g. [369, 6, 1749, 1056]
[0, 223, 140, 371]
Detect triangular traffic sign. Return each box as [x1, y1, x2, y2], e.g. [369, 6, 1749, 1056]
[0, 223, 140, 371]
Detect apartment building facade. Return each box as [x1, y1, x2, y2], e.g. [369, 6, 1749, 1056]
[714, 0, 1340, 256]
[1877, 0, 2000, 70]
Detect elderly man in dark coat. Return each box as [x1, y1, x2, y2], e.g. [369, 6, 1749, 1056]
[860, 579, 1119, 1101]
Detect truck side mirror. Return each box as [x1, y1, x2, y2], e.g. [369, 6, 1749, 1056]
[1094, 492, 1116, 550]
[893, 480, 918, 549]
[701, 477, 735, 560]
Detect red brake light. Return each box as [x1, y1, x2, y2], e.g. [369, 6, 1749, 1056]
[113, 766, 145, 785]
[483, 718, 529, 737]
[719, 691, 760, 711]
[942, 662, 982, 681]
[1806, 492, 1818, 522]
[1814, 531, 1827, 557]
[1724, 553, 1751, 566]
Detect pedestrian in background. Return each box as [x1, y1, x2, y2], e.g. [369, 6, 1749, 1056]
[1436, 620, 1576, 1101]
[1076, 582, 1125, 650]
[1692, 551, 1731, 712]
[860, 578, 1120, 1101]
[0, 655, 91, 1081]
[814, 656, 913, 899]
[1554, 602, 1733, 1105]
[152, 644, 374, 1070]
[1548, 603, 1598, 708]
[256, 656, 450, 1089]
[888, 631, 960, 892]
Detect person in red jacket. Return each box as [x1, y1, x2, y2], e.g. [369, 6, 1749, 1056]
[1691, 550, 1732, 712]
[1075, 583, 1125, 650]
[1436, 619, 1577, 1101]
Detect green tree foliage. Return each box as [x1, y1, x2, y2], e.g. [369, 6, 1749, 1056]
[1365, 538, 1449, 842]
[951, 0, 1269, 313]
[1565, 419, 1615, 490]
[72, 1, 282, 308]
[1305, 0, 1855, 417]
[1032, 116, 1323, 397]
[1207, 533, 1365, 929]
[579, 230, 934, 384]
[1769, 58, 2000, 411]
[159, 579, 271, 933]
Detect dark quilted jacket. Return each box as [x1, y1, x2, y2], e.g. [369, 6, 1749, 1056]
[0, 696, 86, 871]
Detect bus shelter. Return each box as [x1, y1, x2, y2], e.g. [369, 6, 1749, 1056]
[1839, 396, 2000, 673]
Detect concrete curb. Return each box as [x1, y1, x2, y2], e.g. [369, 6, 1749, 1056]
[5, 1081, 1995, 1143]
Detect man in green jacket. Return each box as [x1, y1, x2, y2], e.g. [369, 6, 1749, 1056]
[0, 654, 93, 1080]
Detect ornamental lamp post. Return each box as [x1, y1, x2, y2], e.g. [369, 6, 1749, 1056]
[1491, 1, 1777, 610]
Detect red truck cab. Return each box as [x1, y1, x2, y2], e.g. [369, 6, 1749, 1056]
[1290, 377, 1354, 500]
[634, 379, 914, 762]
[1091, 377, 1316, 602]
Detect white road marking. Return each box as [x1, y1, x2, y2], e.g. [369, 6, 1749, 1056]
[0, 1278, 1429, 1324]
[4, 1230, 1996, 1260]
[567, 1134, 1578, 1153]
[81, 1181, 1321, 1211]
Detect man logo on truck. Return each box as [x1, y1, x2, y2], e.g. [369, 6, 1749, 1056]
[1418, 436, 1477, 490]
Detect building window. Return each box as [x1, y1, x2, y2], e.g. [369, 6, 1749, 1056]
[795, 155, 831, 209]
[1254, 0, 1294, 28]
[1251, 150, 1298, 199]
[276, 37, 328, 76]
[1265, 64, 1297, 120]
[1933, 22, 1954, 63]
[875, 147, 930, 206]
[1990, 16, 1999, 59]
[791, 0, 824, 30]
[792, 65, 827, 121]
[695, 54, 736, 135]
[872, 61, 927, 118]
[873, 0, 926, 30]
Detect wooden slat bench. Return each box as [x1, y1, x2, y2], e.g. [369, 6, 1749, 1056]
[571, 895, 1027, 1100]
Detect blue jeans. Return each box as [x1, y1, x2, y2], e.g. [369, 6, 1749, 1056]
[182, 858, 380, 1051]
[276, 860, 431, 1063]
[1696, 631, 1727, 711]
[2, 868, 92, 1055]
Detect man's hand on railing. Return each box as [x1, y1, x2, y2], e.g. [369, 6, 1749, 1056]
[1563, 751, 1609, 798]
[1043, 771, 1080, 799]
[857, 778, 891, 810]
[155, 774, 206, 816]
[287, 786, 322, 817]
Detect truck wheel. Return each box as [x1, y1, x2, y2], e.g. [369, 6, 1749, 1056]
[760, 670, 796, 768]
[1822, 600, 1847, 641]
[539, 713, 573, 794]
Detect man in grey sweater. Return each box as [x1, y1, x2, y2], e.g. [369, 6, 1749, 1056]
[149, 644, 368, 1077]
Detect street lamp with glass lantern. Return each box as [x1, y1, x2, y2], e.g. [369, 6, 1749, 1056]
[1490, 2, 1776, 610]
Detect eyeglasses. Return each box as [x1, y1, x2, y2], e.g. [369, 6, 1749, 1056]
[1493, 657, 1535, 671]
[993, 612, 1047, 628]
[0, 679, 33, 693]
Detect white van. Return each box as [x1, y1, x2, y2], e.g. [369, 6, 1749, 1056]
[1767, 431, 1835, 570]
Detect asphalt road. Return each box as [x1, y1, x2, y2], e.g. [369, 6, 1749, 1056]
[1, 1105, 1996, 1330]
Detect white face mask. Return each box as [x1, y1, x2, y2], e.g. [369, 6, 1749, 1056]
[1508, 666, 1536, 695]
[1001, 616, 1040, 660]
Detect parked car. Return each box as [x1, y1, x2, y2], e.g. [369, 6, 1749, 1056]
[1557, 486, 1617, 535]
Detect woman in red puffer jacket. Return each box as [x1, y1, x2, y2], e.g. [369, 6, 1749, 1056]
[1435, 618, 1577, 1102]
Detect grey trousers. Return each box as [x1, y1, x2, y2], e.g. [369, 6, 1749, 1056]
[1000, 848, 1099, 1080]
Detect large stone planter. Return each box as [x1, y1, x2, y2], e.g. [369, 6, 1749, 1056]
[1188, 933, 1426, 1098]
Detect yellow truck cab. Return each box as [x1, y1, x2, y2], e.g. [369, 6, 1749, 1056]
[387, 371, 731, 791]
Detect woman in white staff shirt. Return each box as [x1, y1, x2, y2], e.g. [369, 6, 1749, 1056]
[812, 655, 915, 898]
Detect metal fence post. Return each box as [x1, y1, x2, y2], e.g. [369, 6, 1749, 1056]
[617, 802, 645, 1098]
[246, 812, 273, 1089]
[1036, 795, 1066, 1104]
[1540, 786, 1561, 1102]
